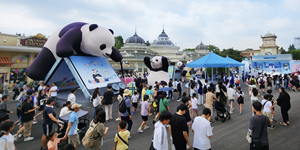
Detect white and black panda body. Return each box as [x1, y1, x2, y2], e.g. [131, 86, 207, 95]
[144, 56, 169, 86]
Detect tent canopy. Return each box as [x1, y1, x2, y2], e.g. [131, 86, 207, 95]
[225, 56, 245, 67]
[187, 52, 231, 68]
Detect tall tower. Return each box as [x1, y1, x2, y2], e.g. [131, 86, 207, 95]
[295, 37, 300, 50]
[259, 32, 279, 55]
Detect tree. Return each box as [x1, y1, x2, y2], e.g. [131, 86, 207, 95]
[207, 45, 220, 54]
[114, 36, 124, 47]
[115, 42, 121, 50]
[183, 48, 195, 51]
[145, 41, 151, 46]
[220, 48, 245, 62]
[288, 44, 296, 52]
[280, 47, 286, 54]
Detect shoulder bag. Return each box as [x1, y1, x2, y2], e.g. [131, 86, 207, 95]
[221, 87, 228, 97]
[117, 133, 129, 146]
[252, 117, 266, 149]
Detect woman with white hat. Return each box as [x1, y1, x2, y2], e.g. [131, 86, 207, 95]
[120, 89, 133, 139]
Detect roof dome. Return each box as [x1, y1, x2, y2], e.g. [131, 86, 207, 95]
[264, 32, 274, 37]
[195, 42, 208, 50]
[125, 32, 145, 44]
[152, 29, 176, 46]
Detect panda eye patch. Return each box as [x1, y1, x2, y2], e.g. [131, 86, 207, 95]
[156, 59, 158, 62]
[100, 44, 106, 50]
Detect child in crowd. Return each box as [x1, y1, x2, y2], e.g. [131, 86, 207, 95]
[261, 95, 275, 129]
[0, 121, 15, 150]
[113, 121, 130, 150]
[265, 90, 276, 122]
[137, 95, 150, 133]
[131, 92, 139, 115]
[141, 86, 147, 102]
[191, 93, 199, 119]
[116, 89, 124, 121]
[47, 131, 63, 150]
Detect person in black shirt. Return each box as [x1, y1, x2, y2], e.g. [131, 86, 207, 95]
[41, 98, 63, 150]
[275, 87, 291, 126]
[168, 79, 173, 100]
[169, 104, 191, 150]
[181, 97, 192, 134]
[15, 95, 39, 141]
[33, 90, 48, 123]
[101, 85, 114, 122]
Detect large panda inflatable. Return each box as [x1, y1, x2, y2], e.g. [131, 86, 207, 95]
[144, 56, 169, 87]
[26, 22, 123, 80]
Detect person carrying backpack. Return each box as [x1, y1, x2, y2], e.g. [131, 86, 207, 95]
[0, 121, 15, 150]
[82, 110, 109, 150]
[250, 76, 257, 88]
[258, 75, 266, 94]
[267, 74, 272, 90]
[120, 89, 133, 139]
[177, 80, 182, 101]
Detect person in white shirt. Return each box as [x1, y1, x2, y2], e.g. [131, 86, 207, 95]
[176, 80, 183, 101]
[152, 111, 172, 150]
[38, 82, 46, 92]
[249, 88, 260, 115]
[191, 93, 199, 119]
[67, 89, 76, 105]
[173, 78, 178, 97]
[261, 95, 275, 129]
[48, 83, 58, 98]
[227, 85, 236, 114]
[0, 121, 16, 150]
[59, 101, 72, 117]
[192, 108, 213, 150]
[91, 88, 102, 119]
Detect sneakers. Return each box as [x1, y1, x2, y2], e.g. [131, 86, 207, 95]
[177, 99, 181, 102]
[229, 111, 233, 114]
[239, 113, 241, 116]
[13, 134, 18, 141]
[32, 121, 38, 125]
[24, 137, 34, 142]
[232, 108, 234, 111]
[116, 118, 121, 121]
[149, 113, 152, 116]
[144, 126, 150, 130]
[270, 126, 276, 129]
[128, 136, 132, 140]
[18, 134, 23, 138]
[137, 129, 143, 133]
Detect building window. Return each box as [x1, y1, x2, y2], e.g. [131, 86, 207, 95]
[138, 68, 142, 72]
[144, 68, 148, 72]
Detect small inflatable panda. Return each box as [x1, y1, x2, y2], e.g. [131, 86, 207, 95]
[26, 22, 123, 80]
[92, 69, 103, 83]
[144, 56, 169, 87]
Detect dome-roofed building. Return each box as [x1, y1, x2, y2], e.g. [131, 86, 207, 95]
[194, 41, 210, 56]
[150, 28, 180, 63]
[109, 30, 157, 74]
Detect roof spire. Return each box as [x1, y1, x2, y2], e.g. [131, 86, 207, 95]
[163, 23, 164, 32]
[134, 26, 137, 35]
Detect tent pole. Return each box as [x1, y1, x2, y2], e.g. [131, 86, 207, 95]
[211, 67, 213, 82]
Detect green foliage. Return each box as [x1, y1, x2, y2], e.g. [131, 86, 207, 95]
[288, 44, 296, 51]
[145, 41, 151, 46]
[280, 47, 286, 54]
[220, 48, 245, 62]
[114, 36, 124, 47]
[115, 42, 121, 50]
[289, 50, 300, 60]
[207, 45, 220, 54]
[205, 68, 230, 76]
[183, 48, 195, 51]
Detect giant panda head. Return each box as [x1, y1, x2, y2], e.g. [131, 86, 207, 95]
[151, 56, 163, 69]
[176, 60, 183, 68]
[81, 24, 122, 62]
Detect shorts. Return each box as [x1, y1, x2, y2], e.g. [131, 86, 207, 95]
[229, 99, 234, 102]
[251, 85, 257, 88]
[42, 123, 53, 136]
[68, 134, 80, 146]
[132, 102, 138, 108]
[251, 100, 259, 104]
[262, 112, 273, 122]
[237, 99, 244, 104]
[141, 115, 148, 121]
[267, 83, 272, 87]
[260, 85, 265, 89]
[192, 108, 198, 111]
[0, 115, 9, 123]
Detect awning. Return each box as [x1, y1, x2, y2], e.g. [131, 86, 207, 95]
[0, 57, 13, 65]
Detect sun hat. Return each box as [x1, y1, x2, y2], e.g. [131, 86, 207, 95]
[123, 89, 131, 97]
[71, 103, 82, 109]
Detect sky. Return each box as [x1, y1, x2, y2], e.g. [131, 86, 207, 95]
[0, 0, 299, 51]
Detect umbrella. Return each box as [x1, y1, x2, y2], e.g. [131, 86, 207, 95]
[158, 87, 174, 92]
[272, 72, 280, 76]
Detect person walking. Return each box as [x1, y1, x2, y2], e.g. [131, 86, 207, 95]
[89, 110, 109, 150]
[169, 104, 191, 150]
[205, 87, 219, 122]
[197, 80, 204, 105]
[227, 84, 235, 114]
[275, 87, 291, 126]
[63, 103, 82, 149]
[91, 88, 101, 119]
[191, 93, 199, 120]
[0, 95, 13, 123]
[14, 95, 39, 141]
[120, 89, 133, 139]
[59, 101, 72, 117]
[192, 108, 213, 150]
[236, 87, 245, 116]
[67, 89, 76, 105]
[218, 82, 227, 107]
[137, 95, 150, 133]
[249, 88, 260, 115]
[177, 80, 183, 101]
[48, 83, 58, 107]
[261, 95, 275, 129]
[168, 79, 173, 100]
[40, 98, 63, 150]
[146, 86, 154, 115]
[0, 121, 16, 150]
[12, 81, 21, 101]
[113, 121, 130, 150]
[258, 75, 266, 94]
[101, 85, 114, 122]
[151, 111, 172, 150]
[249, 102, 271, 150]
[3, 80, 9, 96]
[215, 81, 220, 100]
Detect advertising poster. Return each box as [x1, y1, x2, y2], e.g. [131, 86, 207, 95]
[265, 48, 272, 55]
[47, 60, 79, 91]
[70, 56, 121, 89]
[168, 66, 174, 80]
[291, 61, 300, 72]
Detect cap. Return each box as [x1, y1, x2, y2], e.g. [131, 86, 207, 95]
[71, 103, 82, 109]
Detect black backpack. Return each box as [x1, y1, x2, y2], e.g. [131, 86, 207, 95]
[250, 79, 255, 85]
[203, 84, 208, 94]
[119, 98, 127, 113]
[168, 82, 173, 87]
[177, 82, 181, 91]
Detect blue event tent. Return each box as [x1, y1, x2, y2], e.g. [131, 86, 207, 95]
[225, 56, 245, 67]
[187, 52, 231, 68]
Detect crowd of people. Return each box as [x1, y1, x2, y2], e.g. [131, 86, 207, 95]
[0, 69, 295, 150]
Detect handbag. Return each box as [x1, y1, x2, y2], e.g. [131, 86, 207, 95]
[246, 130, 252, 143]
[252, 117, 266, 149]
[221, 88, 228, 97]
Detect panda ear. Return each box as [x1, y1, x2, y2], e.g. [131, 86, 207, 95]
[108, 29, 114, 35]
[89, 24, 98, 31]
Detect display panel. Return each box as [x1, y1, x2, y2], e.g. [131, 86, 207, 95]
[69, 56, 121, 89]
[46, 60, 79, 90]
[168, 66, 174, 80]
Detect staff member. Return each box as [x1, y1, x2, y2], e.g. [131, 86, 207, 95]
[40, 98, 63, 150]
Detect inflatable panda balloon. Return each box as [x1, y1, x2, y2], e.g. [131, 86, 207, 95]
[144, 56, 169, 87]
[176, 60, 185, 70]
[26, 22, 123, 80]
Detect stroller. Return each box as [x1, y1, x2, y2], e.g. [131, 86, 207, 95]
[214, 101, 231, 122]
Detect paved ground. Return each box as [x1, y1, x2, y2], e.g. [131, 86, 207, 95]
[5, 82, 300, 150]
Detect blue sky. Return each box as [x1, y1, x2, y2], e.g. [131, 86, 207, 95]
[0, 0, 299, 50]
